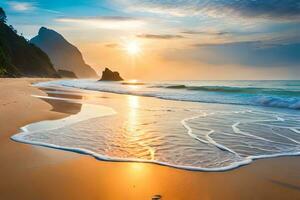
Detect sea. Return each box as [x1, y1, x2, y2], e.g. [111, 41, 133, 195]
[12, 80, 300, 171]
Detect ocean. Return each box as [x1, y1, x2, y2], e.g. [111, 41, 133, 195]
[12, 80, 300, 171]
[38, 79, 300, 110]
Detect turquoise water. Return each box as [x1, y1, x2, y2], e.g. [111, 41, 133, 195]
[37, 80, 300, 110]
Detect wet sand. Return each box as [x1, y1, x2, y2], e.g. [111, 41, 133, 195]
[1, 78, 300, 200]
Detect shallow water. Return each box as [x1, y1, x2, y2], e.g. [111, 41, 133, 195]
[12, 82, 300, 171]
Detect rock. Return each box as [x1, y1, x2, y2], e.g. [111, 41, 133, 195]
[30, 27, 98, 78]
[0, 19, 59, 77]
[57, 69, 77, 78]
[152, 194, 162, 200]
[99, 68, 123, 81]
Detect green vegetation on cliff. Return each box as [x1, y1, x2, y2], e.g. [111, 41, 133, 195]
[0, 7, 59, 77]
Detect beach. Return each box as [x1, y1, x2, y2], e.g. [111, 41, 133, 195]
[1, 78, 300, 200]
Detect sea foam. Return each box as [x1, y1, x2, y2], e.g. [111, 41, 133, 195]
[11, 83, 300, 171]
[34, 80, 300, 110]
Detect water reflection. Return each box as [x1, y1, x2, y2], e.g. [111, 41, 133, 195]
[126, 95, 140, 135]
[126, 95, 156, 160]
[128, 95, 139, 109]
[39, 87, 83, 114]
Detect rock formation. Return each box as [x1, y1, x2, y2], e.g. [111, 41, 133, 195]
[99, 68, 123, 81]
[31, 27, 98, 78]
[57, 69, 77, 78]
[0, 9, 59, 78]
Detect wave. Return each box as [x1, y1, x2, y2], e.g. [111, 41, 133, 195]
[34, 80, 300, 110]
[11, 131, 253, 172]
[12, 129, 300, 172]
[254, 96, 300, 110]
[11, 95, 300, 172]
[160, 85, 300, 96]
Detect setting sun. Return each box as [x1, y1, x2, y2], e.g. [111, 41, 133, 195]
[126, 41, 141, 56]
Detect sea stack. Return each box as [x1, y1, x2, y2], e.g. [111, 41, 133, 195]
[99, 67, 123, 81]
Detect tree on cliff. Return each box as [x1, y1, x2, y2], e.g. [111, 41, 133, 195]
[0, 7, 7, 23]
[0, 7, 59, 77]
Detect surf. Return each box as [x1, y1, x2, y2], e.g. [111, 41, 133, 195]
[35, 80, 300, 110]
[11, 83, 300, 171]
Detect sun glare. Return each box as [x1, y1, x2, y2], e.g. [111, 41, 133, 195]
[126, 41, 141, 56]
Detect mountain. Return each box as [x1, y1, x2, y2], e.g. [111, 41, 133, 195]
[99, 67, 123, 81]
[0, 16, 59, 77]
[31, 27, 98, 78]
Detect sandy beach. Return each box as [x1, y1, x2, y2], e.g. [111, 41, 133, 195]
[1, 78, 300, 200]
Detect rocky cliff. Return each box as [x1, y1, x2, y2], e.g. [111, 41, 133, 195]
[31, 27, 98, 78]
[0, 10, 59, 77]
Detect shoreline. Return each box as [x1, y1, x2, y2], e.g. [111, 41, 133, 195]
[12, 81, 300, 173]
[1, 78, 300, 199]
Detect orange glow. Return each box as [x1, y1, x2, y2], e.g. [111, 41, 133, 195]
[78, 38, 288, 80]
[125, 41, 141, 56]
[128, 79, 138, 83]
[127, 95, 139, 135]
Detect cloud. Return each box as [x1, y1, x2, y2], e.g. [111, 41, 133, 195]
[136, 34, 184, 39]
[118, 0, 300, 20]
[181, 30, 230, 36]
[105, 43, 119, 48]
[56, 16, 145, 30]
[8, 1, 36, 11]
[163, 40, 300, 68]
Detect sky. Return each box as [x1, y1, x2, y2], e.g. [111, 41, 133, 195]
[0, 0, 299, 80]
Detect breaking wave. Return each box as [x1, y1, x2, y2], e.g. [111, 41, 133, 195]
[160, 85, 300, 96]
[35, 80, 300, 110]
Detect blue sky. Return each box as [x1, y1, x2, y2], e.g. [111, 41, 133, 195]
[1, 0, 299, 79]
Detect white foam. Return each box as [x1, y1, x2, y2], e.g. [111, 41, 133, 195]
[10, 81, 300, 172]
[33, 80, 300, 111]
[14, 103, 116, 137]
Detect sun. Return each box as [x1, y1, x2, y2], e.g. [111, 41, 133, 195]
[126, 41, 141, 56]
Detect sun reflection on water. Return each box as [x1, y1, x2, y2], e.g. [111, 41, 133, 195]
[128, 95, 139, 109]
[127, 95, 140, 137]
[126, 95, 156, 160]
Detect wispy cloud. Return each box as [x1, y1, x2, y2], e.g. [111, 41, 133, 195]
[105, 43, 119, 48]
[6, 1, 60, 14]
[8, 1, 36, 11]
[181, 30, 230, 36]
[56, 16, 146, 30]
[169, 39, 300, 68]
[118, 0, 300, 20]
[136, 34, 184, 39]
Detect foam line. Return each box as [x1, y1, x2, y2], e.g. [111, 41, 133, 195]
[181, 113, 210, 144]
[20, 102, 116, 134]
[232, 122, 274, 142]
[11, 126, 300, 172]
[10, 81, 300, 172]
